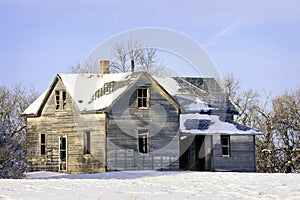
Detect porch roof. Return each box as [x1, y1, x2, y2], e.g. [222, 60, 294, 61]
[180, 113, 262, 135]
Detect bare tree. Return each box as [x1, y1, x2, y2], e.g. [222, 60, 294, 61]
[0, 84, 38, 178]
[111, 39, 165, 75]
[137, 47, 166, 76]
[70, 39, 167, 76]
[224, 73, 240, 101]
[224, 74, 300, 173]
[272, 89, 300, 172]
[69, 60, 96, 74]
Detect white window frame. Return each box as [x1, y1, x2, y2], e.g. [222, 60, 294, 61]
[137, 87, 150, 109]
[221, 135, 230, 157]
[59, 136, 67, 171]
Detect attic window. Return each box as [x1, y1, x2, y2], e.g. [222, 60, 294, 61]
[137, 87, 150, 108]
[55, 90, 66, 110]
[221, 135, 230, 156]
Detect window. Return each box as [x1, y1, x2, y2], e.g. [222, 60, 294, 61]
[55, 90, 67, 110]
[137, 87, 150, 108]
[59, 136, 67, 171]
[40, 134, 46, 155]
[84, 131, 91, 154]
[138, 131, 149, 154]
[62, 91, 66, 109]
[55, 91, 60, 110]
[221, 135, 230, 156]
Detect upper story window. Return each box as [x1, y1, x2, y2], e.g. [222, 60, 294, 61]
[55, 90, 66, 110]
[137, 87, 150, 108]
[221, 135, 230, 156]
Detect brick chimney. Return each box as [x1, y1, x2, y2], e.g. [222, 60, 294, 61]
[130, 59, 135, 72]
[100, 60, 110, 78]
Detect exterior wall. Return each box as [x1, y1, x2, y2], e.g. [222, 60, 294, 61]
[26, 79, 106, 173]
[212, 135, 256, 172]
[106, 75, 180, 171]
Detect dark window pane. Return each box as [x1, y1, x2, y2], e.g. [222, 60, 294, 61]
[138, 133, 148, 153]
[138, 98, 142, 107]
[142, 89, 147, 97]
[41, 134, 45, 143]
[62, 91, 66, 109]
[142, 98, 147, 107]
[221, 137, 228, 145]
[60, 151, 66, 160]
[222, 147, 229, 155]
[60, 137, 66, 150]
[84, 131, 91, 154]
[41, 145, 46, 155]
[55, 91, 60, 109]
[138, 89, 142, 97]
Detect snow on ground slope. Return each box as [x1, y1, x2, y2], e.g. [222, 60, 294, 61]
[0, 171, 299, 200]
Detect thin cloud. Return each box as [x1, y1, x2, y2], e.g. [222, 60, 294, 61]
[204, 22, 240, 47]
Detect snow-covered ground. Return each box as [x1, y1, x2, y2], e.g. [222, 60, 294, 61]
[0, 171, 299, 199]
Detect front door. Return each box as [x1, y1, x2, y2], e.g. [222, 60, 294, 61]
[59, 136, 67, 171]
[194, 135, 205, 171]
[180, 135, 205, 171]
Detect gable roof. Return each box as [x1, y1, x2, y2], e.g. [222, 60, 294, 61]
[23, 72, 236, 116]
[23, 72, 144, 115]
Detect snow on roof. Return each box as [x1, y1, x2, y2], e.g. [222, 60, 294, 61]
[23, 72, 235, 115]
[22, 72, 143, 115]
[153, 77, 210, 112]
[60, 72, 142, 111]
[180, 113, 262, 135]
[22, 90, 48, 115]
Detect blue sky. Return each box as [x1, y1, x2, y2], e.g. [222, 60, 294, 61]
[1, 0, 299, 99]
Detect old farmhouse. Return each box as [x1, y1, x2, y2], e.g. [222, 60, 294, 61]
[23, 61, 262, 173]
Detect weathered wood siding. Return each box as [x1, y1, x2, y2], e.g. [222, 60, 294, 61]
[26, 78, 106, 173]
[106, 75, 180, 171]
[212, 135, 256, 172]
